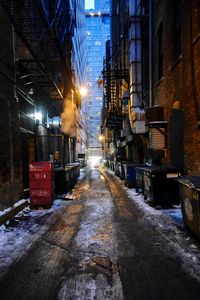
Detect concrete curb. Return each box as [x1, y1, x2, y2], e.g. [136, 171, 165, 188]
[0, 200, 29, 226]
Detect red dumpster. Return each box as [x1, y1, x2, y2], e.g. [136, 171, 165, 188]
[29, 162, 54, 208]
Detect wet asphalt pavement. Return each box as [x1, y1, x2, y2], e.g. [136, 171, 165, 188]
[0, 167, 200, 299]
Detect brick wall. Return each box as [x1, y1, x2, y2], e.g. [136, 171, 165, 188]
[151, 0, 200, 174]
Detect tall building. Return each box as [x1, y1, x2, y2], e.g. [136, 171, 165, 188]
[85, 0, 110, 155]
[71, 0, 88, 158]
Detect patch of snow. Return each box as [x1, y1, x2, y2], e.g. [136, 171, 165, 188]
[0, 199, 28, 217]
[0, 199, 66, 278]
[90, 169, 100, 180]
[106, 168, 200, 280]
[124, 187, 162, 216]
[0, 207, 12, 217]
[13, 199, 28, 207]
[78, 169, 87, 181]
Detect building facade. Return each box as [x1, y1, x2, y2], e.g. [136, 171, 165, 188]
[71, 0, 88, 158]
[142, 0, 200, 174]
[102, 0, 200, 176]
[85, 0, 110, 156]
[0, 0, 85, 210]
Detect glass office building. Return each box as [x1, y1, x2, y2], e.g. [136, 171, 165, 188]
[85, 0, 110, 153]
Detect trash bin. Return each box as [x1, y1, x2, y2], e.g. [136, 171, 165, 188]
[118, 161, 127, 180]
[66, 163, 80, 185]
[110, 161, 115, 171]
[178, 176, 200, 237]
[135, 166, 152, 193]
[54, 168, 66, 194]
[29, 162, 53, 208]
[124, 164, 144, 188]
[65, 165, 74, 190]
[54, 163, 80, 194]
[143, 167, 182, 205]
[115, 162, 120, 177]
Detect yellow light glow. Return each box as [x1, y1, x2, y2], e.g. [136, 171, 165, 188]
[99, 135, 104, 142]
[79, 87, 88, 96]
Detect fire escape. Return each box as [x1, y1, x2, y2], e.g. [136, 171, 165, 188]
[102, 49, 129, 130]
[0, 0, 75, 114]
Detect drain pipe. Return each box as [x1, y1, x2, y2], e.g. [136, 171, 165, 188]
[149, 0, 153, 107]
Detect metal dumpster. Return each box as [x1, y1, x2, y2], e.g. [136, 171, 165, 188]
[143, 167, 182, 205]
[178, 176, 200, 237]
[66, 163, 80, 181]
[135, 166, 152, 193]
[110, 161, 115, 172]
[115, 162, 120, 177]
[118, 161, 127, 180]
[65, 163, 80, 189]
[54, 167, 66, 194]
[124, 164, 145, 188]
[54, 163, 80, 194]
[29, 162, 53, 208]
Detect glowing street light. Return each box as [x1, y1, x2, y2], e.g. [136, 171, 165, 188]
[99, 134, 104, 142]
[79, 87, 88, 96]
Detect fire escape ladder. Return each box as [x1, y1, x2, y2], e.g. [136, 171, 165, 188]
[0, 0, 73, 102]
[102, 50, 129, 129]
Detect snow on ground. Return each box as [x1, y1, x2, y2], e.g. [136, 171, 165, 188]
[124, 186, 162, 216]
[0, 169, 86, 278]
[107, 168, 200, 280]
[0, 199, 67, 278]
[1, 167, 200, 280]
[0, 206, 14, 217]
[78, 168, 87, 182]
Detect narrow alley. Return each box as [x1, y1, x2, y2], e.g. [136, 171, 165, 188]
[2, 2, 200, 298]
[1, 167, 200, 300]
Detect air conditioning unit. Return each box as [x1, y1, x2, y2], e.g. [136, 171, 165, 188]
[149, 127, 165, 149]
[146, 106, 164, 123]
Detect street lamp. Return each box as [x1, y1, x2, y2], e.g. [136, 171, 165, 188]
[79, 87, 88, 96]
[99, 134, 104, 143]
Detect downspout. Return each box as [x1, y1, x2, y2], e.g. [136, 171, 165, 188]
[149, 0, 153, 107]
[129, 0, 145, 133]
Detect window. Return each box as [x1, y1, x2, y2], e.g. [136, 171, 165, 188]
[173, 0, 181, 60]
[157, 23, 163, 81]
